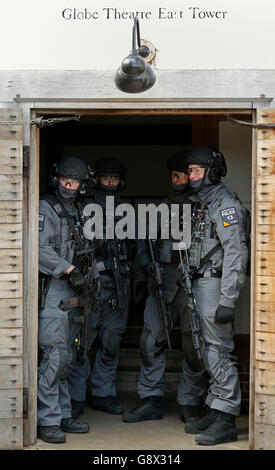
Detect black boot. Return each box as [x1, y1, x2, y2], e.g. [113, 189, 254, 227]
[60, 418, 89, 434]
[90, 395, 124, 415]
[123, 396, 163, 423]
[185, 407, 218, 434]
[195, 411, 238, 445]
[180, 405, 201, 422]
[71, 400, 85, 419]
[37, 425, 66, 444]
[180, 406, 202, 433]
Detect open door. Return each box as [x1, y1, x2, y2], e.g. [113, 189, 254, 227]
[0, 109, 23, 449]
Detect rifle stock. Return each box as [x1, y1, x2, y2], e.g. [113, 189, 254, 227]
[147, 239, 173, 351]
[178, 241, 202, 362]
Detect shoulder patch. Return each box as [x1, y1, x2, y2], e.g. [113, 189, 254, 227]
[39, 213, 45, 232]
[220, 207, 239, 227]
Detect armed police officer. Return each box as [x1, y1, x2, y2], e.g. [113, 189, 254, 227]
[68, 157, 134, 418]
[123, 152, 208, 424]
[182, 146, 248, 445]
[37, 157, 91, 443]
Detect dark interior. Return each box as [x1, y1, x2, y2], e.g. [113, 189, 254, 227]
[39, 114, 193, 347]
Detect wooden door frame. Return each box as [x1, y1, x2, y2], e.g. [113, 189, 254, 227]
[24, 105, 256, 447]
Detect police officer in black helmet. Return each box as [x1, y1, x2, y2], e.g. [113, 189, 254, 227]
[123, 151, 208, 424]
[183, 146, 248, 445]
[68, 157, 134, 417]
[37, 156, 91, 443]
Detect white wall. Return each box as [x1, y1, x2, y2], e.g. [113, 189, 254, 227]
[1, 0, 275, 70]
[220, 121, 251, 334]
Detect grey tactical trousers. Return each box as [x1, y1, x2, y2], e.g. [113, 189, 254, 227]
[37, 279, 77, 426]
[137, 264, 208, 404]
[191, 277, 241, 416]
[68, 277, 128, 401]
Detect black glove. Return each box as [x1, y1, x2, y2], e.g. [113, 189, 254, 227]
[68, 267, 85, 288]
[215, 304, 235, 324]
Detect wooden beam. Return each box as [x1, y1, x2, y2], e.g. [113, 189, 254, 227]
[256, 302, 275, 333]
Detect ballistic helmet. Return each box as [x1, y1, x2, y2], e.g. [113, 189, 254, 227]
[167, 151, 188, 174]
[93, 157, 127, 190]
[49, 157, 91, 194]
[186, 146, 227, 183]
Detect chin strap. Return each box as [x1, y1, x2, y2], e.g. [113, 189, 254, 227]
[190, 167, 209, 192]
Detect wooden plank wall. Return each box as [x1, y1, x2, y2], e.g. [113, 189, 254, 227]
[253, 109, 275, 449]
[0, 109, 23, 449]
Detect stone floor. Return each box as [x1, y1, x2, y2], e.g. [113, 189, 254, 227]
[25, 391, 249, 451]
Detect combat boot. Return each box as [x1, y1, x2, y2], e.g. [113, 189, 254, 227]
[37, 425, 66, 444]
[184, 407, 218, 434]
[180, 405, 201, 422]
[195, 411, 237, 445]
[90, 395, 124, 415]
[123, 396, 163, 423]
[180, 405, 202, 433]
[71, 400, 85, 419]
[60, 418, 89, 433]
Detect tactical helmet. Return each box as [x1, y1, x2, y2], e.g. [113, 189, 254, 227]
[167, 151, 188, 174]
[186, 146, 227, 183]
[49, 156, 92, 194]
[93, 157, 127, 190]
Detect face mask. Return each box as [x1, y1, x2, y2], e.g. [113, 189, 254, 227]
[189, 171, 212, 191]
[190, 178, 204, 190]
[171, 183, 188, 192]
[98, 182, 120, 193]
[57, 183, 79, 199]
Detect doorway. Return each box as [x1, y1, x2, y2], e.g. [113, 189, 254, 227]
[27, 110, 253, 448]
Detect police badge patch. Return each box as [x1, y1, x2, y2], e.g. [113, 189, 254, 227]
[39, 213, 45, 231]
[220, 207, 239, 227]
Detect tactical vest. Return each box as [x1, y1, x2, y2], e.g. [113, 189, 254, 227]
[86, 195, 134, 277]
[158, 193, 191, 265]
[40, 194, 84, 264]
[189, 199, 223, 272]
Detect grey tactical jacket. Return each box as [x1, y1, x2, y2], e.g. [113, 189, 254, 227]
[39, 195, 80, 278]
[190, 182, 249, 309]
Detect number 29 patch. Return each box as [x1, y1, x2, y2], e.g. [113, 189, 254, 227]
[220, 207, 239, 227]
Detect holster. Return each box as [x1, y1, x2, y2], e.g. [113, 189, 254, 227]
[38, 274, 51, 310]
[59, 295, 84, 311]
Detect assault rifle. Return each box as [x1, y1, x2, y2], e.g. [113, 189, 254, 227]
[147, 238, 173, 351]
[107, 239, 129, 321]
[56, 195, 101, 361]
[59, 242, 102, 362]
[177, 240, 202, 362]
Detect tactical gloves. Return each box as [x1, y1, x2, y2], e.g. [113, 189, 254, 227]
[215, 304, 235, 324]
[68, 267, 85, 287]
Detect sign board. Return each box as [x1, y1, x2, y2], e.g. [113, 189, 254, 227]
[1, 0, 275, 70]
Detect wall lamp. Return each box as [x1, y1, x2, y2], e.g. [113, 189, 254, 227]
[114, 16, 156, 93]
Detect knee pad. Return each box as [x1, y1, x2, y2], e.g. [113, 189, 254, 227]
[102, 330, 122, 360]
[60, 345, 76, 380]
[39, 346, 69, 386]
[139, 329, 153, 368]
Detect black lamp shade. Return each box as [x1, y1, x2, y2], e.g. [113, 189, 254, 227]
[115, 52, 156, 93]
[114, 17, 156, 94]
